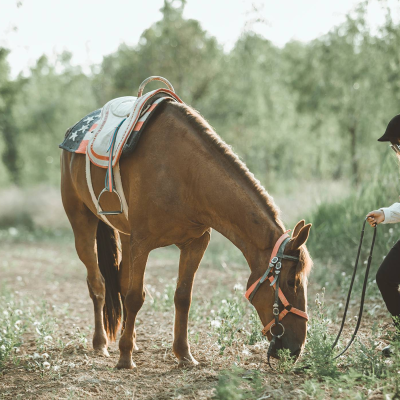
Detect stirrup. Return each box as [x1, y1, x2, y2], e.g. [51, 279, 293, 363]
[97, 188, 124, 215]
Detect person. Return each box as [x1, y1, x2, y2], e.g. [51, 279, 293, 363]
[367, 114, 400, 356]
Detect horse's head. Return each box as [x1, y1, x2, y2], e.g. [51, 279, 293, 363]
[246, 220, 312, 360]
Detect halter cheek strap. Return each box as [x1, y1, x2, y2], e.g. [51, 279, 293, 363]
[245, 232, 291, 300]
[244, 231, 309, 338]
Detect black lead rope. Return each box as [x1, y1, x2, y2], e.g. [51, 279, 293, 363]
[331, 218, 377, 359]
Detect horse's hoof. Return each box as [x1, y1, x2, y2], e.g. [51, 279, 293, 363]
[178, 356, 199, 368]
[94, 347, 110, 357]
[115, 358, 136, 369]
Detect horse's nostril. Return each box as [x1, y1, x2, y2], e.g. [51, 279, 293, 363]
[291, 348, 301, 358]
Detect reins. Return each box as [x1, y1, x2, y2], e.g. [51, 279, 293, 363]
[331, 217, 377, 359]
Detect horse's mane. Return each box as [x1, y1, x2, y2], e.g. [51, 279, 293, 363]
[170, 102, 283, 228]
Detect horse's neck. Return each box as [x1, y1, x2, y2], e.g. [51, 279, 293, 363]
[186, 129, 284, 264]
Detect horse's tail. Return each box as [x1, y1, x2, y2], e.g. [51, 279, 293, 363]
[96, 220, 122, 342]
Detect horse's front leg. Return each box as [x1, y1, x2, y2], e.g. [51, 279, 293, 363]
[174, 231, 211, 367]
[71, 215, 110, 356]
[116, 245, 149, 369]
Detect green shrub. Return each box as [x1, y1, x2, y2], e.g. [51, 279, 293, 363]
[307, 153, 400, 272]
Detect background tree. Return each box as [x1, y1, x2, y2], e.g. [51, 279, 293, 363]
[0, 48, 21, 184]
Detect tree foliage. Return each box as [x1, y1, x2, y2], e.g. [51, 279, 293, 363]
[1, 1, 400, 188]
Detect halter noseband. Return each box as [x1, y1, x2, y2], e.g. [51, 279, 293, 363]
[244, 231, 309, 339]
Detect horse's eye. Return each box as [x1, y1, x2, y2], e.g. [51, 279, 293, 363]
[288, 279, 295, 288]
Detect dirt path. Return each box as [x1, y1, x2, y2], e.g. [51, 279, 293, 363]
[0, 240, 392, 399]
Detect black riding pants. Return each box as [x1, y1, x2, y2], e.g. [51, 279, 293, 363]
[376, 239, 400, 319]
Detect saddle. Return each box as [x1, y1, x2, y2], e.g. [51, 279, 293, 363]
[87, 85, 182, 168]
[60, 77, 183, 228]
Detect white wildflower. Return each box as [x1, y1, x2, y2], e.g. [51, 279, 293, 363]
[233, 283, 244, 291]
[42, 361, 50, 369]
[211, 320, 221, 328]
[242, 346, 250, 356]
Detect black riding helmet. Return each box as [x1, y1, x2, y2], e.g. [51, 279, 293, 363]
[378, 114, 400, 142]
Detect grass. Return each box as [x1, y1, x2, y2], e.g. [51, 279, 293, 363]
[2, 154, 400, 397]
[0, 284, 91, 374]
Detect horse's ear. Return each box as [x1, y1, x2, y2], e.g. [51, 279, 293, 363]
[292, 220, 305, 238]
[290, 223, 312, 250]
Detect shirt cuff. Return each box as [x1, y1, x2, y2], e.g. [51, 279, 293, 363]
[380, 208, 389, 224]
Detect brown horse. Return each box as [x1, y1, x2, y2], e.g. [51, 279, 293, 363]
[61, 100, 313, 369]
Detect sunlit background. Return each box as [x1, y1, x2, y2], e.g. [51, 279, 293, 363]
[2, 1, 400, 397]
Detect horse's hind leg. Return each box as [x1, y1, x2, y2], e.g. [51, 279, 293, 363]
[174, 230, 211, 367]
[116, 239, 149, 369]
[118, 233, 139, 351]
[62, 190, 109, 356]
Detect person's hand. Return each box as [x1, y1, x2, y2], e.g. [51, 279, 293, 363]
[366, 210, 385, 227]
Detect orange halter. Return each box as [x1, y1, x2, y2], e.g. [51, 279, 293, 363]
[244, 231, 308, 338]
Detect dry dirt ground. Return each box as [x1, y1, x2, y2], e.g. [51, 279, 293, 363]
[0, 239, 393, 399]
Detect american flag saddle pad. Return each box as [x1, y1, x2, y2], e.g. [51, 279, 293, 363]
[59, 89, 182, 168]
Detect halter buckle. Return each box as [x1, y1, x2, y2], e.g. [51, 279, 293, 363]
[273, 303, 279, 316]
[271, 257, 279, 264]
[270, 322, 285, 338]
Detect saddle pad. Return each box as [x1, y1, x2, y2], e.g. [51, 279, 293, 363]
[59, 89, 182, 166]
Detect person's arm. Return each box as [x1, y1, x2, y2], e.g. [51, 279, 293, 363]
[380, 203, 400, 224]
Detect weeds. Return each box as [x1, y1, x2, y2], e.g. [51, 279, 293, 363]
[211, 297, 245, 354]
[277, 348, 296, 373]
[213, 367, 264, 400]
[149, 283, 175, 312]
[0, 287, 26, 368]
[301, 289, 338, 378]
[246, 308, 264, 346]
[348, 324, 386, 378]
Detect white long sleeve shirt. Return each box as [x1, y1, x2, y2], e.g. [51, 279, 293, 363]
[381, 203, 400, 224]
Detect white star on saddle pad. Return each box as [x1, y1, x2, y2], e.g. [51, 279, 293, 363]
[83, 116, 95, 123]
[70, 131, 78, 141]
